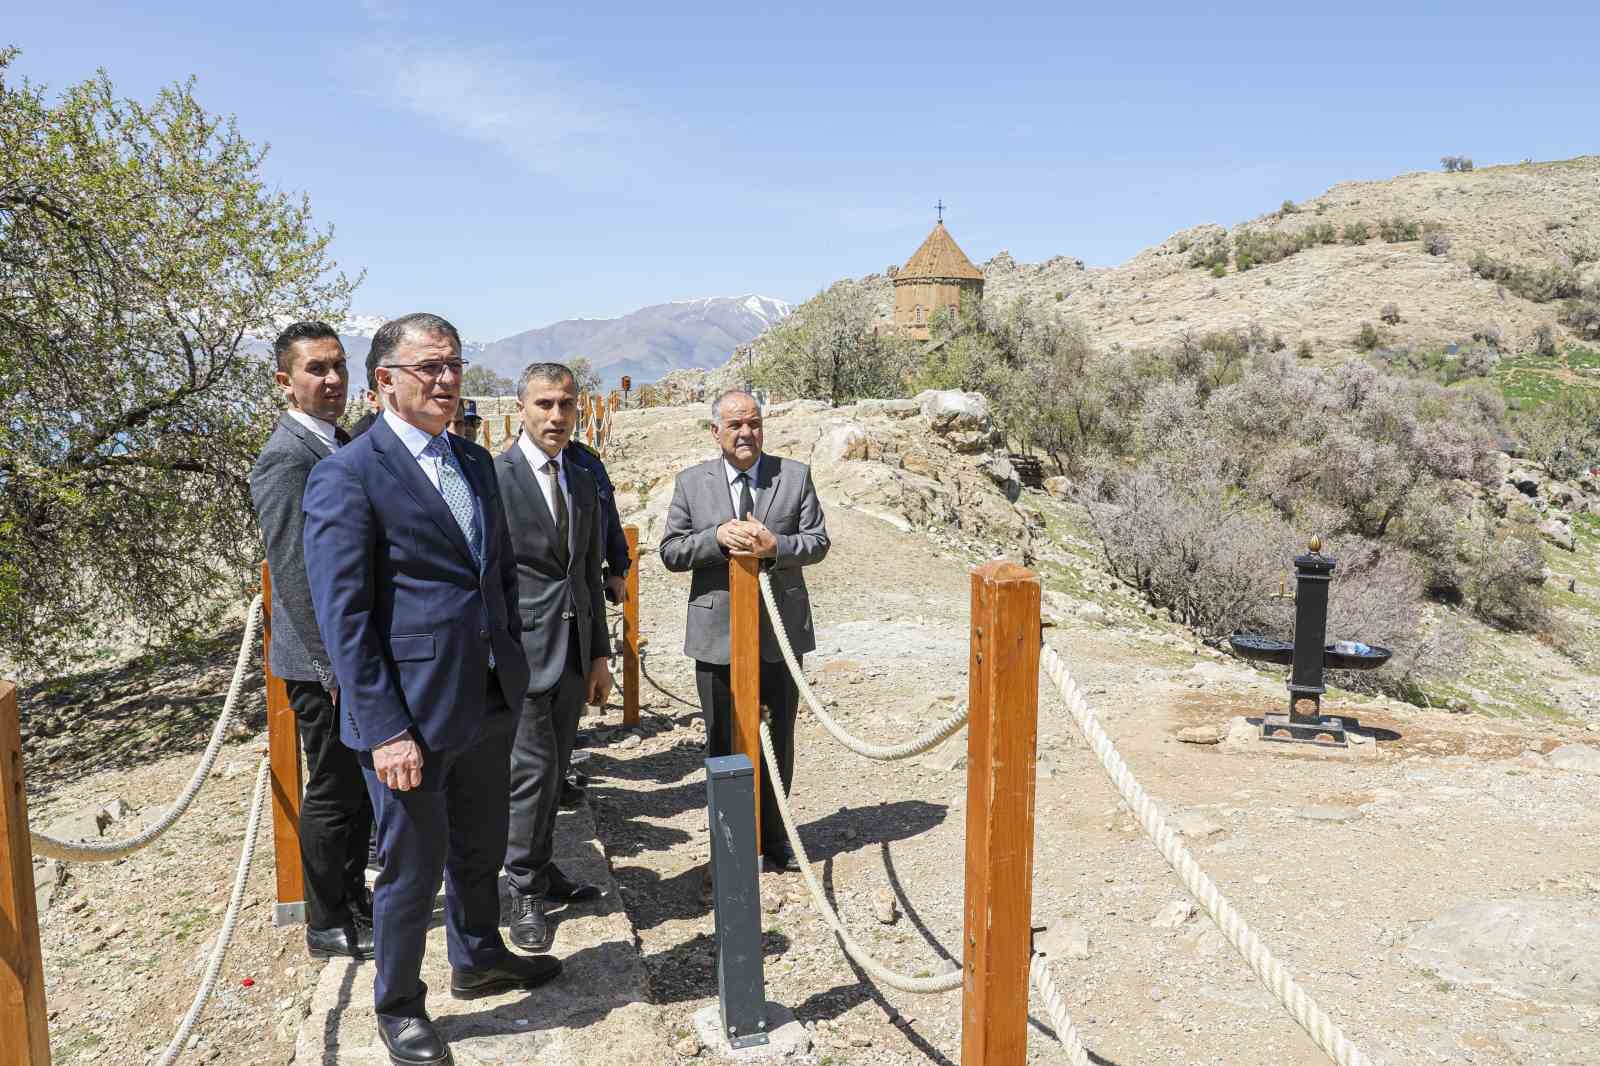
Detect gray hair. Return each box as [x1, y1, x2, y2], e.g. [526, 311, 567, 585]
[710, 388, 761, 424]
[517, 361, 576, 398]
[370, 312, 462, 367]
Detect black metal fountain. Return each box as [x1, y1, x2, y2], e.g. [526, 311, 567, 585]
[1228, 536, 1392, 748]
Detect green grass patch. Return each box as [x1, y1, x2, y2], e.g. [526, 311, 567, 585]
[1494, 346, 1600, 409]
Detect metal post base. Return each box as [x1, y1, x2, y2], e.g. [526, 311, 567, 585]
[1260, 712, 1348, 747]
[273, 901, 306, 927]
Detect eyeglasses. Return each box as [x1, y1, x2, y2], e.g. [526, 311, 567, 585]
[383, 359, 470, 380]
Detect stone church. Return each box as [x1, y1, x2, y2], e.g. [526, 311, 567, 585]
[891, 219, 985, 340]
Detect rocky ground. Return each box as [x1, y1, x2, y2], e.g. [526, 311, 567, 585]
[18, 394, 1600, 1065]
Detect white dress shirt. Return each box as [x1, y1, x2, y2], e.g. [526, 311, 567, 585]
[383, 409, 447, 489]
[287, 409, 339, 453]
[517, 432, 574, 559]
[723, 457, 760, 517]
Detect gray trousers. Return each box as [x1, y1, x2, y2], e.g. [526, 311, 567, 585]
[504, 631, 585, 897]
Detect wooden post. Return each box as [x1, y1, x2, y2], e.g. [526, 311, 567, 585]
[0, 681, 51, 1066]
[504, 414, 514, 446]
[622, 526, 641, 728]
[728, 553, 763, 850]
[261, 562, 307, 927]
[960, 560, 1041, 1066]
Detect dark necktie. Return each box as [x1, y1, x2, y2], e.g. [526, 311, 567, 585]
[334, 426, 351, 446]
[736, 471, 754, 521]
[544, 459, 570, 568]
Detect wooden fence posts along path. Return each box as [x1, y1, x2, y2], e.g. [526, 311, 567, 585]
[260, 562, 308, 927]
[2, 679, 52, 1066]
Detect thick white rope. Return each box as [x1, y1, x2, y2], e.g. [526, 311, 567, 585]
[756, 570, 969, 760]
[1039, 644, 1381, 1066]
[758, 719, 962, 994]
[1029, 953, 1093, 1066]
[30, 595, 263, 862]
[158, 755, 270, 1066]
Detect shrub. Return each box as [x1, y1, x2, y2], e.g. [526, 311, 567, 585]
[1280, 199, 1298, 216]
[1296, 338, 1314, 359]
[1516, 390, 1600, 480]
[1458, 341, 1501, 378]
[1210, 263, 1226, 278]
[1355, 322, 1384, 350]
[1187, 236, 1230, 272]
[1469, 253, 1582, 302]
[1422, 229, 1453, 256]
[1379, 302, 1402, 325]
[1342, 221, 1372, 245]
[1441, 155, 1475, 173]
[1465, 516, 1550, 631]
[1531, 323, 1558, 357]
[1379, 217, 1421, 243]
[1560, 292, 1600, 339]
[750, 280, 915, 404]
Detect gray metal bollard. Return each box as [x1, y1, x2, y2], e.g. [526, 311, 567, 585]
[705, 754, 769, 1049]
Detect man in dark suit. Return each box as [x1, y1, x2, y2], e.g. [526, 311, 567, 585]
[304, 314, 559, 1066]
[496, 362, 609, 952]
[659, 388, 830, 873]
[250, 321, 374, 961]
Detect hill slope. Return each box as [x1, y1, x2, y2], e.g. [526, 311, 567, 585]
[851, 156, 1600, 357]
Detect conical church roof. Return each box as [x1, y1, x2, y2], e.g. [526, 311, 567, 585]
[898, 221, 984, 282]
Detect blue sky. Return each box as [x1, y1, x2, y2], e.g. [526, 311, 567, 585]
[5, 1, 1596, 339]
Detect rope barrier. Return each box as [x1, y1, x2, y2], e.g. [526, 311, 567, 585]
[1039, 644, 1382, 1066]
[30, 594, 264, 863]
[756, 571, 969, 760]
[758, 718, 962, 994]
[157, 756, 271, 1066]
[1029, 953, 1093, 1066]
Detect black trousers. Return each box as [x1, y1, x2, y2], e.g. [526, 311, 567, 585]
[361, 681, 515, 1018]
[695, 657, 800, 857]
[285, 679, 374, 930]
[504, 627, 585, 897]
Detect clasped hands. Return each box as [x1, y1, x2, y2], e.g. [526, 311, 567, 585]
[716, 513, 777, 558]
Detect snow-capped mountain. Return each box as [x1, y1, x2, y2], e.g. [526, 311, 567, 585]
[476, 294, 792, 387]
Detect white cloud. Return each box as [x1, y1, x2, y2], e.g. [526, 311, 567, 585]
[356, 42, 624, 172]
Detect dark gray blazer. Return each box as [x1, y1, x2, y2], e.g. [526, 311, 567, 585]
[659, 454, 830, 665]
[495, 443, 609, 696]
[250, 413, 338, 685]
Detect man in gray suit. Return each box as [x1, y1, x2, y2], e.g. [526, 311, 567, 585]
[249, 321, 374, 960]
[660, 388, 830, 872]
[495, 362, 609, 951]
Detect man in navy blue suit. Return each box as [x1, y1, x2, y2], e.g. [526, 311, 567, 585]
[304, 313, 559, 1066]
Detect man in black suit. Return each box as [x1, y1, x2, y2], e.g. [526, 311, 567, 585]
[495, 362, 609, 951]
[249, 321, 374, 960]
[304, 314, 559, 1066]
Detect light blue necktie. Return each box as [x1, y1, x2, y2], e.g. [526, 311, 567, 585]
[424, 435, 492, 667]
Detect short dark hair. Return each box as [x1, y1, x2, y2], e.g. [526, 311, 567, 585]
[518, 361, 576, 398]
[369, 313, 462, 380]
[273, 321, 341, 374]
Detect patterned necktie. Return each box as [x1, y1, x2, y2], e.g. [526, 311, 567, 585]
[543, 459, 570, 569]
[736, 471, 755, 521]
[425, 434, 491, 668]
[425, 435, 482, 566]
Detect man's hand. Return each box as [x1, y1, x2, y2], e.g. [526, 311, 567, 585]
[743, 513, 778, 559]
[605, 574, 626, 604]
[372, 734, 423, 792]
[716, 519, 756, 554]
[586, 658, 613, 707]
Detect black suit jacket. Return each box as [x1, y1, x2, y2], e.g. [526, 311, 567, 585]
[495, 442, 609, 695]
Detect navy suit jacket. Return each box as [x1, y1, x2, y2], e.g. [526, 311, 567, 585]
[302, 414, 530, 755]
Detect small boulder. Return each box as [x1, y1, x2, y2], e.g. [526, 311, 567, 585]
[1177, 724, 1224, 745]
[871, 888, 899, 925]
[1539, 517, 1576, 552]
[1150, 899, 1198, 930]
[917, 389, 991, 432]
[1042, 476, 1073, 499]
[811, 419, 870, 467]
[1075, 602, 1108, 624]
[1174, 813, 1224, 839]
[980, 454, 1022, 502]
[1548, 744, 1600, 775]
[1036, 918, 1092, 960]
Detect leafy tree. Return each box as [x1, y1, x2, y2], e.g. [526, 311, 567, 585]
[568, 356, 603, 395]
[750, 281, 912, 405]
[0, 51, 355, 669]
[461, 364, 516, 396]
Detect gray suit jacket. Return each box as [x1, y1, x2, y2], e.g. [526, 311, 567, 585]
[495, 443, 609, 695]
[659, 454, 829, 665]
[250, 413, 337, 684]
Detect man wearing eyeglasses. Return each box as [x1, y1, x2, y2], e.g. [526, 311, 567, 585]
[303, 313, 557, 1066]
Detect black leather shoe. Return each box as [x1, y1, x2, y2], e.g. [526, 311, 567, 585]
[307, 922, 375, 961]
[349, 884, 375, 925]
[376, 1012, 451, 1066]
[763, 847, 801, 874]
[451, 953, 563, 999]
[557, 782, 586, 810]
[542, 867, 602, 904]
[507, 893, 553, 952]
